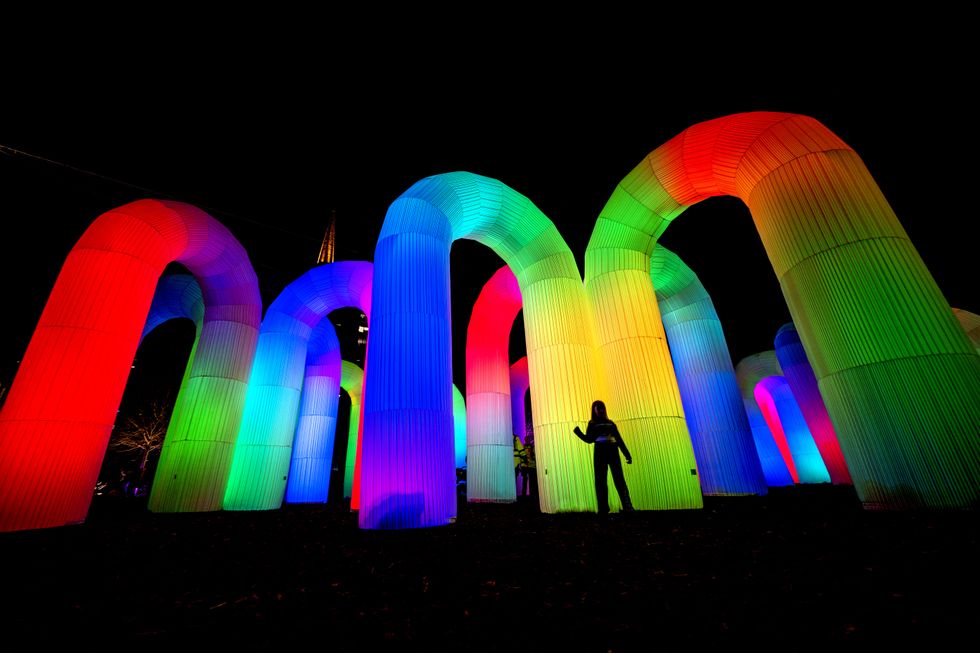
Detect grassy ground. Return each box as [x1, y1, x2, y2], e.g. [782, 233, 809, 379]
[1, 485, 975, 650]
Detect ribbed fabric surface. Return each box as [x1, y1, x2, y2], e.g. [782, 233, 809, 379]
[591, 112, 979, 510]
[651, 246, 767, 496]
[1, 200, 261, 531]
[466, 266, 522, 503]
[223, 261, 372, 511]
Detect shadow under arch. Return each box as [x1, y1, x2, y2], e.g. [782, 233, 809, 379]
[1, 200, 261, 531]
[361, 172, 600, 529]
[588, 112, 979, 510]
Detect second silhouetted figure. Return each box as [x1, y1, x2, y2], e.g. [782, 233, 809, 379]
[573, 400, 635, 515]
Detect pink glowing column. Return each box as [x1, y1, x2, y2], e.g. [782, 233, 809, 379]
[465, 266, 524, 503]
[510, 357, 530, 443]
[775, 323, 852, 484]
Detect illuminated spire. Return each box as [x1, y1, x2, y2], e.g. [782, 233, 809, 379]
[317, 210, 337, 264]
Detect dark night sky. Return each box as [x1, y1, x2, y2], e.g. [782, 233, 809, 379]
[1, 28, 975, 405]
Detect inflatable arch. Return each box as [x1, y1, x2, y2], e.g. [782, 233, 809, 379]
[650, 246, 767, 496]
[736, 352, 796, 486]
[754, 376, 831, 484]
[361, 172, 600, 529]
[589, 112, 979, 510]
[466, 265, 523, 503]
[223, 261, 372, 511]
[1, 200, 260, 531]
[340, 361, 364, 499]
[774, 323, 851, 484]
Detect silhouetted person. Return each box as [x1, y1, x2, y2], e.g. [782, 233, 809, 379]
[573, 400, 634, 515]
[523, 431, 538, 501]
[514, 434, 527, 496]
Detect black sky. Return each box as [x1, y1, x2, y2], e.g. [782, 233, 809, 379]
[1, 30, 975, 402]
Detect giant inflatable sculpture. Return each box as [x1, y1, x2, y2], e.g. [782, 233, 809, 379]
[591, 112, 979, 510]
[224, 261, 372, 510]
[1, 200, 261, 531]
[2, 112, 976, 533]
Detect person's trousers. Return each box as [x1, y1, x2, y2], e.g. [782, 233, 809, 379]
[594, 444, 633, 513]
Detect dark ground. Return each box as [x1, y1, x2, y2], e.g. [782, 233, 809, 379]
[1, 485, 975, 650]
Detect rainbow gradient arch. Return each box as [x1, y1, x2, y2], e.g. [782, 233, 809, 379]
[340, 361, 364, 499]
[754, 376, 831, 484]
[1, 200, 261, 531]
[736, 352, 795, 486]
[223, 261, 372, 511]
[466, 266, 523, 502]
[590, 111, 979, 510]
[650, 246, 767, 496]
[510, 357, 530, 443]
[361, 172, 600, 529]
[774, 322, 851, 484]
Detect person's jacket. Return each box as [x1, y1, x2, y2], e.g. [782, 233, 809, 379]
[574, 419, 632, 461]
[513, 437, 526, 469]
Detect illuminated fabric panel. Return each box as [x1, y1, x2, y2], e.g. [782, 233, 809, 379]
[755, 376, 831, 484]
[510, 357, 530, 442]
[591, 112, 979, 509]
[340, 361, 364, 499]
[466, 266, 523, 502]
[952, 309, 980, 354]
[453, 384, 467, 469]
[1, 200, 260, 531]
[140, 274, 204, 424]
[651, 246, 767, 496]
[223, 261, 372, 511]
[349, 342, 371, 511]
[736, 353, 795, 486]
[361, 172, 599, 529]
[140, 274, 204, 342]
[774, 322, 852, 484]
[284, 319, 342, 504]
